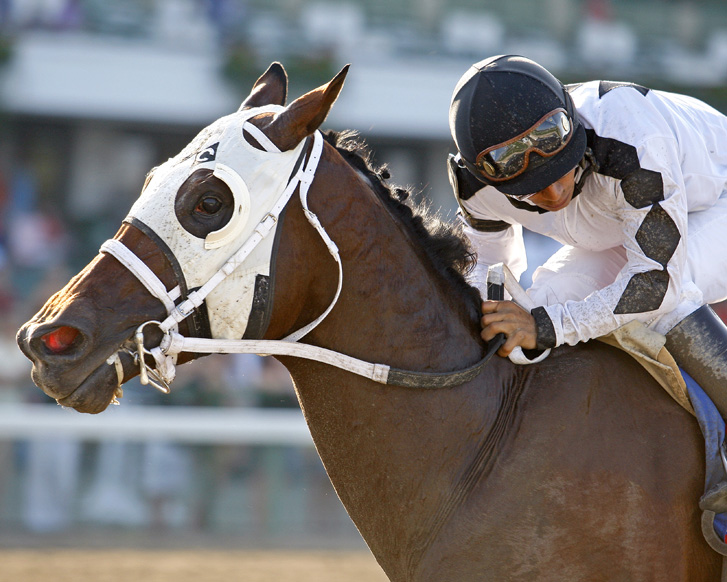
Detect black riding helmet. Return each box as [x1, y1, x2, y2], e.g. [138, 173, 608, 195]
[449, 55, 586, 197]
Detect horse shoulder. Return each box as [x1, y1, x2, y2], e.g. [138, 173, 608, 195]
[419, 342, 712, 581]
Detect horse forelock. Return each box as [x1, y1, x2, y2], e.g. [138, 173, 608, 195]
[322, 130, 481, 310]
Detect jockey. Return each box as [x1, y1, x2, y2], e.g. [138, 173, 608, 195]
[448, 54, 727, 414]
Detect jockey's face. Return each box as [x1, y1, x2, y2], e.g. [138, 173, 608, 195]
[527, 168, 577, 212]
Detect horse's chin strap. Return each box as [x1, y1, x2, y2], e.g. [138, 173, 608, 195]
[102, 130, 343, 393]
[99, 238, 183, 394]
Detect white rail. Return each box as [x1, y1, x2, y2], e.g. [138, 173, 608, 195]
[0, 403, 314, 445]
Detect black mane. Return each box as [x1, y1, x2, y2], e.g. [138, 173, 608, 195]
[323, 130, 482, 312]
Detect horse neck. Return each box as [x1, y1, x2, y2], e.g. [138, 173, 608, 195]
[301, 150, 483, 369]
[276, 147, 499, 578]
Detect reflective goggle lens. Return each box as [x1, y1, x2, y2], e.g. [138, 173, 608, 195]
[475, 109, 573, 183]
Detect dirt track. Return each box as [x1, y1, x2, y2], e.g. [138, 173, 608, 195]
[0, 550, 389, 582]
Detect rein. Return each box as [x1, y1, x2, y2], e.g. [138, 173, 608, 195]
[102, 129, 502, 394]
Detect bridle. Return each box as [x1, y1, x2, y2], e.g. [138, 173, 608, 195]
[101, 125, 507, 398]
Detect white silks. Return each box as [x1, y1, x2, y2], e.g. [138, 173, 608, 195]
[125, 105, 307, 340]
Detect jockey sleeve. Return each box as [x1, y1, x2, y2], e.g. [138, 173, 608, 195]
[458, 80, 727, 348]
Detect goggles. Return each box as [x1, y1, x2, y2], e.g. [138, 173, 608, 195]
[475, 108, 573, 187]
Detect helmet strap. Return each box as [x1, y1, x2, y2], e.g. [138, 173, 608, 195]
[573, 147, 598, 198]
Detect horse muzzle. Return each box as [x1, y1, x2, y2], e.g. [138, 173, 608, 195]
[17, 317, 128, 414]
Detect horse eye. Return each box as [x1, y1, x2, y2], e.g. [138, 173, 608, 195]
[195, 195, 223, 215]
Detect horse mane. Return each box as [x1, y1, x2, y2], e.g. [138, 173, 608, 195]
[322, 130, 482, 313]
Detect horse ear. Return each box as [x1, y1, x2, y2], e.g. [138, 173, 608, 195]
[263, 64, 350, 151]
[239, 62, 288, 110]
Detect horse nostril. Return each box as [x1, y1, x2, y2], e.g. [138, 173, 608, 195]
[40, 326, 81, 354]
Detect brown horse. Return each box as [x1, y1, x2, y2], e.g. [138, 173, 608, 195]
[17, 63, 720, 581]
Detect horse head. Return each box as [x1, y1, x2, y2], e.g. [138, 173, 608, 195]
[17, 62, 349, 413]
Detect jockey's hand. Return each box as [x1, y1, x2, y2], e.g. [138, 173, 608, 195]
[481, 300, 537, 357]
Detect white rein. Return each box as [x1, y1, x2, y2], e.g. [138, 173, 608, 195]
[102, 129, 347, 393]
[101, 128, 539, 397]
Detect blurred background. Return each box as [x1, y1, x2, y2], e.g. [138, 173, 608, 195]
[1, 0, 727, 555]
